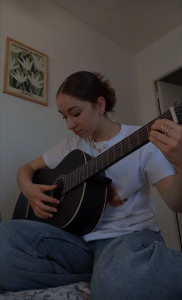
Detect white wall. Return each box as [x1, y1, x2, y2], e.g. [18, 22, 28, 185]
[136, 26, 182, 250]
[136, 26, 182, 122]
[0, 0, 141, 220]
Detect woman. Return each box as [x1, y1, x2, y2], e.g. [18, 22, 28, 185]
[0, 71, 182, 299]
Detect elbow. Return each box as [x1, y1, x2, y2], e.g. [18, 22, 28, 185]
[167, 202, 182, 213]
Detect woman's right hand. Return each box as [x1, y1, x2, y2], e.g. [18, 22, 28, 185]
[26, 183, 59, 219]
[17, 155, 60, 219]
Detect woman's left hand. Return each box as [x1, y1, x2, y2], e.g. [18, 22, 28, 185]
[149, 119, 182, 176]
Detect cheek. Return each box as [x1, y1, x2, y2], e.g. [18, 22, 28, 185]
[84, 113, 99, 126]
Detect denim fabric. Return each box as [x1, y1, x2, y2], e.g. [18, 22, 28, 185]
[90, 231, 182, 300]
[0, 220, 93, 291]
[0, 221, 182, 299]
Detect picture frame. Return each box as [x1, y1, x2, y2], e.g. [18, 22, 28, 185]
[3, 37, 48, 106]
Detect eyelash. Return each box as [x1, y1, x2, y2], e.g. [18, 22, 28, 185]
[74, 112, 81, 117]
[62, 112, 81, 119]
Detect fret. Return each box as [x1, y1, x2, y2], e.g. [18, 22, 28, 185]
[98, 154, 104, 170]
[104, 148, 111, 168]
[121, 138, 130, 156]
[174, 105, 182, 124]
[146, 125, 150, 138]
[95, 156, 98, 173]
[86, 160, 89, 180]
[129, 132, 139, 150]
[128, 137, 131, 151]
[106, 147, 110, 166]
[138, 126, 149, 145]
[113, 147, 116, 163]
[92, 159, 97, 174]
[137, 130, 140, 145]
[115, 142, 122, 162]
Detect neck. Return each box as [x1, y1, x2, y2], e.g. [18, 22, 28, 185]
[91, 117, 121, 142]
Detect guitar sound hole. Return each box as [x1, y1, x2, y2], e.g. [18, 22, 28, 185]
[49, 175, 65, 207]
[53, 185, 63, 201]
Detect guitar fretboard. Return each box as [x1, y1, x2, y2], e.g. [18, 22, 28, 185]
[58, 104, 182, 194]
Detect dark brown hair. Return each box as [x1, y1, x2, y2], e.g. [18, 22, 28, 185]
[56, 71, 116, 112]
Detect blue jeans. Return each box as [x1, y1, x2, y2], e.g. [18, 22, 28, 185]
[0, 220, 182, 299]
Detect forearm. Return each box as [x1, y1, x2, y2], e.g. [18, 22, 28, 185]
[156, 173, 182, 212]
[150, 119, 182, 212]
[17, 164, 35, 197]
[167, 173, 182, 212]
[17, 156, 47, 197]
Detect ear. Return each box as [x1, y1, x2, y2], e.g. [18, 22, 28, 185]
[96, 97, 106, 112]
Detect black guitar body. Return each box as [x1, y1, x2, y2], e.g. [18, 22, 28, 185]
[12, 104, 182, 236]
[13, 150, 110, 236]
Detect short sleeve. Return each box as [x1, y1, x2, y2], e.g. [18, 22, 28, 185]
[43, 135, 90, 169]
[43, 138, 70, 169]
[141, 142, 175, 185]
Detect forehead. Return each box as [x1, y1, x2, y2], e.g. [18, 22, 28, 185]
[56, 93, 91, 113]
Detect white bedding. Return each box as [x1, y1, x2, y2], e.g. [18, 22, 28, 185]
[0, 282, 90, 300]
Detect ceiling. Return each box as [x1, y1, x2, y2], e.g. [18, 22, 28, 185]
[50, 0, 182, 53]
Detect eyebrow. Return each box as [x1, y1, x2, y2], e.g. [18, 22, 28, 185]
[58, 106, 81, 114]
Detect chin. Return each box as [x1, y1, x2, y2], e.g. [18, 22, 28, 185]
[79, 132, 89, 138]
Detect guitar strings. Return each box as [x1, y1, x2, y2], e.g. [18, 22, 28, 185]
[55, 108, 182, 194]
[57, 109, 182, 192]
[64, 108, 182, 191]
[57, 111, 169, 189]
[62, 109, 182, 193]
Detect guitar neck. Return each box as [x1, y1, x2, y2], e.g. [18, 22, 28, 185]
[62, 104, 182, 193]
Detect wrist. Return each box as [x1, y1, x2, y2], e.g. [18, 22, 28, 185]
[22, 182, 34, 199]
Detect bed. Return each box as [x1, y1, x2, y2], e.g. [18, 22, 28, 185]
[0, 282, 90, 299]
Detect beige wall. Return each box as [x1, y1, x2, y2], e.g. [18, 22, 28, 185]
[0, 0, 141, 220]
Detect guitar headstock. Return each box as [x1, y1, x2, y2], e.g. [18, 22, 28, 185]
[170, 103, 182, 125]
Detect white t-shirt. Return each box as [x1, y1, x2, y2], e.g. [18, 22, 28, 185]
[43, 124, 174, 242]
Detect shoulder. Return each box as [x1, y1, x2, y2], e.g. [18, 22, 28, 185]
[43, 135, 89, 169]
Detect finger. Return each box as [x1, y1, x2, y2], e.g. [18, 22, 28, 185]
[35, 209, 54, 219]
[150, 122, 181, 144]
[38, 200, 58, 213]
[40, 184, 58, 192]
[151, 119, 178, 132]
[39, 193, 60, 205]
[149, 133, 180, 157]
[34, 202, 57, 218]
[149, 129, 170, 145]
[38, 184, 60, 204]
[149, 136, 168, 152]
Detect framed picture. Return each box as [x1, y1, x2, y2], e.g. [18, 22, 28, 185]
[3, 37, 48, 106]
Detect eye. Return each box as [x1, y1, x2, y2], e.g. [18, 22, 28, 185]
[73, 112, 81, 117]
[60, 114, 67, 119]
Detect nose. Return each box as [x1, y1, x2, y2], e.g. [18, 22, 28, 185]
[66, 117, 76, 130]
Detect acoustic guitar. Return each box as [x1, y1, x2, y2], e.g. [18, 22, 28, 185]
[12, 104, 182, 236]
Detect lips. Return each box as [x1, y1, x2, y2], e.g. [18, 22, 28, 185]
[74, 130, 81, 135]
